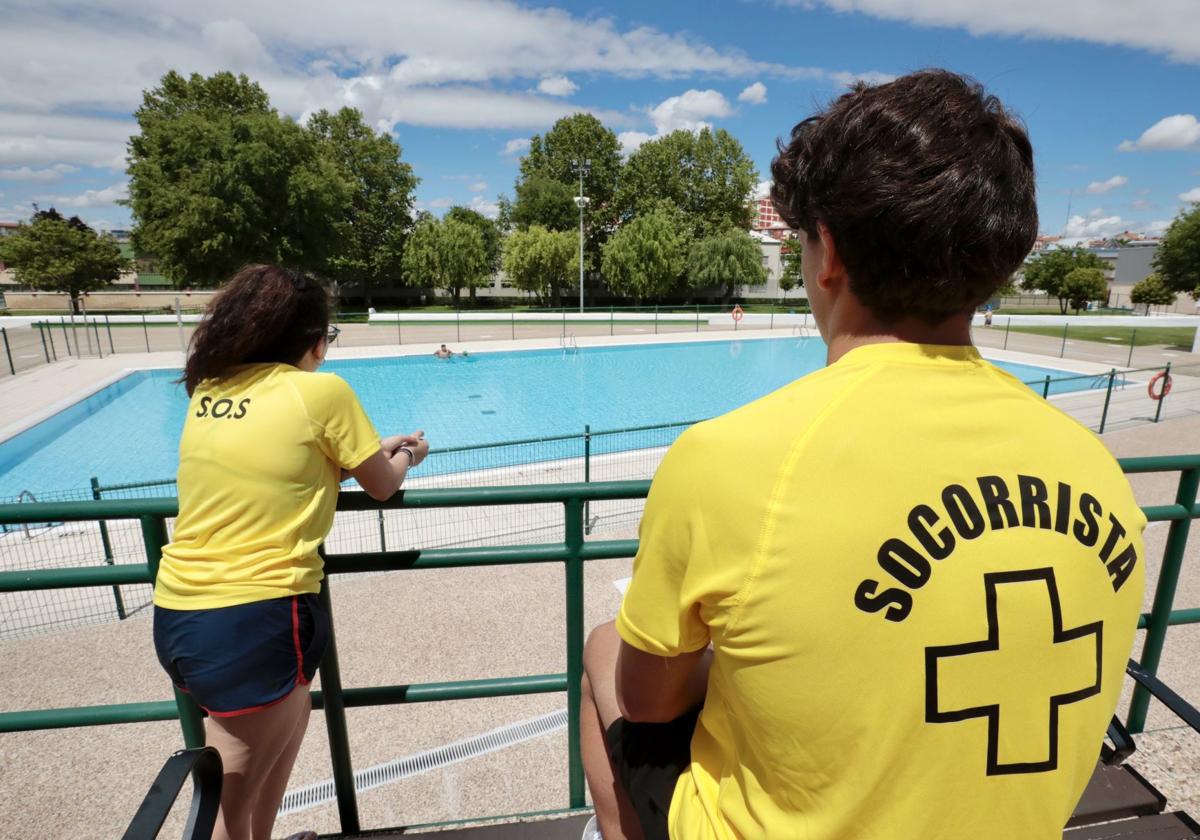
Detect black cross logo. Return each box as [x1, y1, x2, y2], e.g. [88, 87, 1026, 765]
[925, 568, 1103, 775]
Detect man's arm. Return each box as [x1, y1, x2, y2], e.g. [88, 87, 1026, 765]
[616, 641, 712, 723]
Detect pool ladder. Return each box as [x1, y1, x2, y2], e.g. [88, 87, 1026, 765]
[560, 334, 579, 355]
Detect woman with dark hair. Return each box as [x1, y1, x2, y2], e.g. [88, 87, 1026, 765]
[153, 265, 428, 840]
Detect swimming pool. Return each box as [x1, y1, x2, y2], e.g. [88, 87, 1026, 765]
[0, 338, 1102, 498]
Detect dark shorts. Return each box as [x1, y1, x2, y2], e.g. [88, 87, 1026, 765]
[153, 593, 329, 718]
[605, 707, 701, 840]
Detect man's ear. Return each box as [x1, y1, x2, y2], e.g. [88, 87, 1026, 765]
[816, 222, 847, 292]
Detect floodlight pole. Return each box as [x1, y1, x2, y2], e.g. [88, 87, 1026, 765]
[573, 159, 591, 313]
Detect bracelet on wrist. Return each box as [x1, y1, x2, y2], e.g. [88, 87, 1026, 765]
[398, 446, 415, 466]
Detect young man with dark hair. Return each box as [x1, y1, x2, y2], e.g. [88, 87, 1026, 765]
[580, 69, 1145, 840]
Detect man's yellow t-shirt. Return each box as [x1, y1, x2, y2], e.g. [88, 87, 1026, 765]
[617, 342, 1145, 840]
[154, 363, 380, 610]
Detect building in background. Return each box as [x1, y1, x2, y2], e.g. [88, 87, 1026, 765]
[752, 197, 797, 242]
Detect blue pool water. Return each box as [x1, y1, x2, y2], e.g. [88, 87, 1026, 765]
[0, 338, 1103, 498]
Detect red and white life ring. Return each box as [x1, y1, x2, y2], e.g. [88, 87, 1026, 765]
[1148, 371, 1172, 401]
[731, 304, 744, 323]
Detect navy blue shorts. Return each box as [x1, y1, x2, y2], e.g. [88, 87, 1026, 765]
[153, 593, 329, 718]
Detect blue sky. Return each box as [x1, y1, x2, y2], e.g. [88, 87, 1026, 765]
[1, 0, 1198, 241]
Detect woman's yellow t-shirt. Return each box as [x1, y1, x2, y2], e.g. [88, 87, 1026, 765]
[154, 363, 380, 610]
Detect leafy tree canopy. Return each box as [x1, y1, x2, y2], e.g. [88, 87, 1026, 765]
[307, 107, 418, 303]
[1129, 273, 1178, 309]
[1021, 246, 1109, 314]
[400, 216, 489, 303]
[126, 71, 350, 288]
[687, 227, 767, 301]
[501, 224, 578, 306]
[1061, 267, 1108, 314]
[0, 210, 130, 308]
[615, 128, 757, 241]
[600, 204, 687, 301]
[1153, 204, 1200, 298]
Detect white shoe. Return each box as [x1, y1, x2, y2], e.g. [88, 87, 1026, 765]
[581, 814, 603, 840]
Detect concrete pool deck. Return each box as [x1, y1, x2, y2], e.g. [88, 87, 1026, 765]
[0, 331, 1198, 837]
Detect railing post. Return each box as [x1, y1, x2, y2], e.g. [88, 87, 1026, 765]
[1060, 322, 1068, 358]
[1098, 369, 1116, 434]
[398, 313, 403, 345]
[105, 314, 114, 355]
[60, 315, 71, 357]
[92, 477, 126, 620]
[654, 304, 659, 335]
[1127, 466, 1199, 733]
[45, 322, 58, 361]
[377, 509, 387, 552]
[610, 306, 614, 336]
[456, 308, 461, 343]
[142, 313, 150, 353]
[38, 322, 50, 364]
[695, 303, 700, 333]
[511, 311, 515, 341]
[1127, 329, 1136, 368]
[316, 567, 361, 834]
[564, 497, 586, 808]
[1042, 374, 1051, 399]
[141, 513, 206, 748]
[1154, 362, 1171, 424]
[1, 327, 14, 376]
[770, 302, 775, 330]
[584, 425, 592, 536]
[1004, 316, 1011, 350]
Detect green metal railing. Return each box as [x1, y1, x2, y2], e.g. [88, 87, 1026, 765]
[0, 482, 647, 834]
[0, 458, 1196, 834]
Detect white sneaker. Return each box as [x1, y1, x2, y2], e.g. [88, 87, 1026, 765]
[581, 814, 603, 840]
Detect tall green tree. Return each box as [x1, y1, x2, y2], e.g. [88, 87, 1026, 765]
[307, 107, 418, 306]
[687, 228, 767, 301]
[1021, 246, 1110, 314]
[126, 71, 350, 287]
[1061, 267, 1108, 314]
[501, 225, 577, 305]
[517, 114, 621, 230]
[512, 113, 621, 292]
[600, 205, 686, 301]
[401, 216, 489, 304]
[1153, 204, 1200, 298]
[445, 206, 502, 302]
[1130, 274, 1178, 312]
[0, 211, 130, 312]
[779, 244, 804, 300]
[615, 128, 758, 240]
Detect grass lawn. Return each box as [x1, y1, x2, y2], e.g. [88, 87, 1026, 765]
[1006, 324, 1196, 349]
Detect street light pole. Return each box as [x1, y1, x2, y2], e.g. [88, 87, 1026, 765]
[572, 159, 591, 313]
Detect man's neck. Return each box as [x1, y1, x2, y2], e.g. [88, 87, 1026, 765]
[825, 315, 974, 365]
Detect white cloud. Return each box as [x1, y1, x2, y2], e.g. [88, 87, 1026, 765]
[469, 180, 487, 192]
[0, 112, 133, 168]
[469, 195, 500, 219]
[428, 197, 455, 209]
[1131, 199, 1151, 210]
[1062, 210, 1130, 239]
[647, 89, 733, 134]
[738, 81, 767, 105]
[502, 137, 531, 156]
[829, 70, 898, 87]
[1118, 114, 1200, 152]
[1143, 220, 1172, 236]
[774, 0, 1200, 63]
[752, 180, 772, 199]
[618, 130, 654, 156]
[537, 75, 578, 97]
[1085, 175, 1128, 195]
[39, 181, 129, 209]
[0, 164, 78, 182]
[1179, 187, 1200, 203]
[200, 19, 272, 69]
